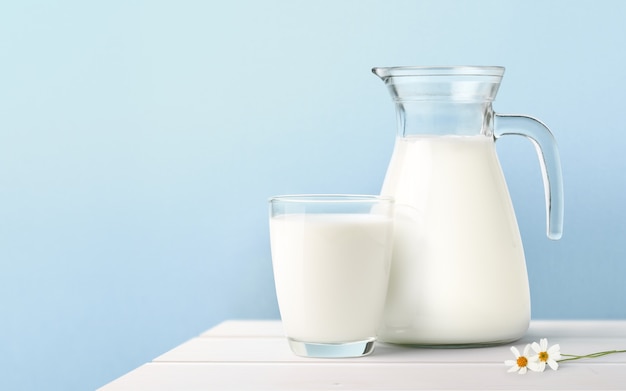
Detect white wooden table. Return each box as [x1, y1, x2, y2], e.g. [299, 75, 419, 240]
[98, 320, 626, 390]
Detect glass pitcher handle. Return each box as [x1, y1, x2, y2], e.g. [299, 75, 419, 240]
[494, 114, 564, 240]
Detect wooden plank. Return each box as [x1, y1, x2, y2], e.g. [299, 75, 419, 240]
[201, 319, 626, 339]
[97, 361, 626, 391]
[154, 335, 626, 364]
[526, 320, 626, 338]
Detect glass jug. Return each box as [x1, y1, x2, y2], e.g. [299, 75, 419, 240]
[373, 66, 563, 346]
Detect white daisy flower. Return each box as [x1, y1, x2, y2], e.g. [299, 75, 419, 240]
[531, 338, 562, 371]
[505, 344, 538, 374]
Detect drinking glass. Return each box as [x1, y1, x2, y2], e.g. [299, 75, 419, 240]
[269, 194, 394, 358]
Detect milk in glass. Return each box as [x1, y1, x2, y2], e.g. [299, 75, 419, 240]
[270, 213, 394, 343]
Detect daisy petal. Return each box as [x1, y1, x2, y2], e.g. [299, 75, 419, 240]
[508, 365, 520, 373]
[531, 341, 541, 353]
[536, 361, 546, 372]
[548, 359, 559, 371]
[527, 361, 542, 372]
[548, 344, 562, 360]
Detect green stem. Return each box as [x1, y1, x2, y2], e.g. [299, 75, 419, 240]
[558, 350, 626, 362]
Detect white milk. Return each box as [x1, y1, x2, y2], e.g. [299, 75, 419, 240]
[270, 213, 394, 343]
[379, 135, 530, 345]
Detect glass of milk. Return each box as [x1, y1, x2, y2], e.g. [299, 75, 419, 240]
[269, 194, 395, 358]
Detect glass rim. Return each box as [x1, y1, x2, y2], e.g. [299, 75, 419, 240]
[269, 194, 394, 203]
[372, 65, 505, 78]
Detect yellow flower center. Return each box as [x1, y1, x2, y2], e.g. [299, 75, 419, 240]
[539, 351, 549, 362]
[517, 356, 528, 367]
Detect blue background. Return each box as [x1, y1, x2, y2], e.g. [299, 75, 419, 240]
[1, 1, 625, 389]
